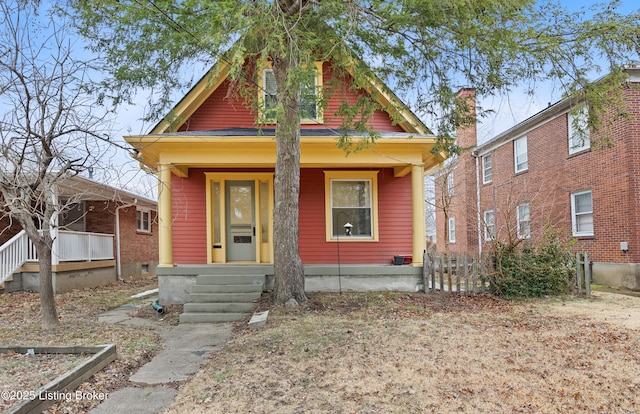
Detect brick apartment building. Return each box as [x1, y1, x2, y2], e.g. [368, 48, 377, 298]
[435, 67, 640, 289]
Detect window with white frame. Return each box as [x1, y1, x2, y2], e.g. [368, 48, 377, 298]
[262, 62, 321, 122]
[136, 209, 151, 233]
[517, 203, 531, 239]
[568, 105, 590, 154]
[484, 210, 495, 241]
[514, 136, 528, 173]
[571, 190, 593, 236]
[447, 171, 454, 197]
[482, 154, 492, 184]
[448, 217, 456, 243]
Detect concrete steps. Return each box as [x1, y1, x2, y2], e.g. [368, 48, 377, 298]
[179, 274, 265, 324]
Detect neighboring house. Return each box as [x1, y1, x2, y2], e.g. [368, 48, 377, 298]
[125, 57, 446, 318]
[435, 66, 640, 290]
[0, 175, 158, 293]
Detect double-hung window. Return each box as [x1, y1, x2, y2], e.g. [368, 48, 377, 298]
[261, 62, 322, 123]
[484, 210, 495, 241]
[516, 203, 531, 239]
[448, 217, 456, 243]
[447, 172, 454, 197]
[136, 209, 151, 233]
[514, 136, 528, 173]
[568, 106, 590, 154]
[482, 154, 492, 184]
[571, 190, 594, 236]
[324, 171, 378, 241]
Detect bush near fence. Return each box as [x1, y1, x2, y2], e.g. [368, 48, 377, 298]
[423, 251, 590, 297]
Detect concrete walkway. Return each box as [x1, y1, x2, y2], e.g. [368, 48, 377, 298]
[89, 300, 233, 414]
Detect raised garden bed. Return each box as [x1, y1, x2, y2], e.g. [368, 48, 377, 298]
[0, 345, 116, 414]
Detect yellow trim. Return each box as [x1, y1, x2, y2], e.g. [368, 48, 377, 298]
[205, 173, 274, 264]
[158, 165, 174, 267]
[411, 164, 425, 266]
[323, 170, 379, 242]
[152, 63, 231, 134]
[124, 135, 443, 172]
[19, 260, 115, 273]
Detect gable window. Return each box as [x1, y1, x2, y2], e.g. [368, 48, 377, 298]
[571, 190, 593, 237]
[482, 154, 492, 184]
[261, 62, 323, 123]
[448, 217, 456, 243]
[568, 106, 590, 154]
[484, 210, 495, 241]
[514, 136, 528, 173]
[262, 69, 278, 119]
[324, 171, 378, 241]
[516, 203, 531, 239]
[136, 209, 151, 233]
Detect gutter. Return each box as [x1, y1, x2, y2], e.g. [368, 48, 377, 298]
[115, 199, 138, 281]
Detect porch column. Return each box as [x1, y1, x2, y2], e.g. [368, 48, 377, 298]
[411, 164, 426, 266]
[158, 165, 174, 267]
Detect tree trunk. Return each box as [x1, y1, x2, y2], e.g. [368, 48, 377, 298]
[272, 56, 308, 304]
[37, 242, 59, 328]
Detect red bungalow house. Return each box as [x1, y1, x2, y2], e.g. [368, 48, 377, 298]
[126, 58, 445, 321]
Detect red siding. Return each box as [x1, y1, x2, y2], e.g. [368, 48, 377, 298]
[172, 170, 208, 264]
[299, 168, 412, 264]
[171, 167, 414, 264]
[179, 62, 406, 133]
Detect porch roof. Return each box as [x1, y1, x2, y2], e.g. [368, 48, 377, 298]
[125, 128, 446, 178]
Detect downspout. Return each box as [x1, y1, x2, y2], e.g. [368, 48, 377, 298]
[115, 199, 138, 281]
[474, 153, 482, 256]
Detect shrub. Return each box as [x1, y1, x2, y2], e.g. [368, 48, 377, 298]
[488, 226, 575, 298]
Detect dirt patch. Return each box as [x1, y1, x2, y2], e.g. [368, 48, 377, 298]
[167, 291, 640, 413]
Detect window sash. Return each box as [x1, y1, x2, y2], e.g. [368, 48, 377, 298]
[571, 191, 593, 236]
[482, 154, 492, 184]
[448, 217, 456, 243]
[484, 210, 495, 241]
[517, 203, 531, 239]
[514, 136, 528, 172]
[568, 106, 590, 154]
[136, 210, 150, 232]
[447, 172, 454, 196]
[330, 179, 372, 238]
[263, 68, 318, 121]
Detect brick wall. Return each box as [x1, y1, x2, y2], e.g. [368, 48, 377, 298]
[448, 81, 640, 265]
[86, 200, 158, 277]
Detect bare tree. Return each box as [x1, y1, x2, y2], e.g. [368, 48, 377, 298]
[0, 1, 111, 328]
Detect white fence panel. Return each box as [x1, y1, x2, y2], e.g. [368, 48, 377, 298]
[57, 231, 114, 262]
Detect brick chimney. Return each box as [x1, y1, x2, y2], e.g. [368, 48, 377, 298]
[455, 88, 477, 149]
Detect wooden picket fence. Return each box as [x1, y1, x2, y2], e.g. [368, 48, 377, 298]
[422, 252, 490, 293]
[423, 251, 592, 295]
[575, 252, 591, 295]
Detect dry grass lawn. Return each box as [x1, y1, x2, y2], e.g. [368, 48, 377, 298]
[165, 291, 640, 414]
[0, 276, 162, 413]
